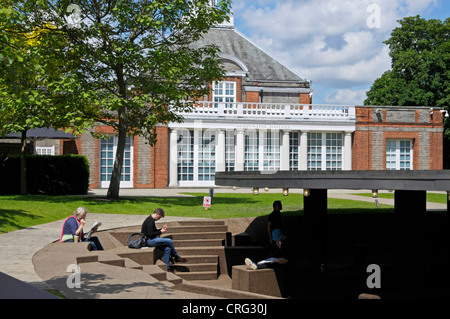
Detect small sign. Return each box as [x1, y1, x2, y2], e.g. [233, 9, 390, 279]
[203, 196, 211, 209]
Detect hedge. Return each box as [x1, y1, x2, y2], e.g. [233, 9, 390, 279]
[0, 154, 90, 195]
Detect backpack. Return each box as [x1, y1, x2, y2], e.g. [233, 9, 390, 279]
[127, 233, 147, 249]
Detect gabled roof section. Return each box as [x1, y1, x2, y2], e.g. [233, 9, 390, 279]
[194, 26, 308, 83]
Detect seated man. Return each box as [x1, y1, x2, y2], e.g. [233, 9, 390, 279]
[245, 228, 289, 270]
[141, 208, 186, 272]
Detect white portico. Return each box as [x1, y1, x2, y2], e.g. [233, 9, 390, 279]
[168, 102, 356, 187]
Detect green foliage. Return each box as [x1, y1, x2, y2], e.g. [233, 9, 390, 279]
[0, 154, 90, 195]
[365, 16, 450, 166]
[365, 16, 450, 109]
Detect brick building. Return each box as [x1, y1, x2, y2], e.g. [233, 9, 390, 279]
[23, 16, 445, 190]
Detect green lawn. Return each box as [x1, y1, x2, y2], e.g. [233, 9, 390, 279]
[0, 192, 393, 234]
[353, 192, 448, 204]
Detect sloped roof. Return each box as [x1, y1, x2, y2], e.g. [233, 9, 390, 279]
[194, 26, 307, 83]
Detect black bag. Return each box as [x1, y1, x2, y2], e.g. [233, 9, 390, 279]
[127, 233, 147, 249]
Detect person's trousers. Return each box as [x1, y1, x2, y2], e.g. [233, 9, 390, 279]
[146, 237, 180, 270]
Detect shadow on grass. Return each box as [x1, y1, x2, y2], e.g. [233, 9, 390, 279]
[0, 208, 42, 233]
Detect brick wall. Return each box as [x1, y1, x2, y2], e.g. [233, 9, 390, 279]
[354, 106, 444, 170]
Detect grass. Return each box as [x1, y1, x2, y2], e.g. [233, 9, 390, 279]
[0, 192, 393, 234]
[353, 192, 448, 204]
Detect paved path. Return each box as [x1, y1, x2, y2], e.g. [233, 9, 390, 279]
[0, 188, 446, 297]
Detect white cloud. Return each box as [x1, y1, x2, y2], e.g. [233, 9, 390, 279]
[232, 0, 441, 105]
[325, 89, 369, 105]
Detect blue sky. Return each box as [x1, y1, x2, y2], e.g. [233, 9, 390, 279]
[230, 0, 449, 105]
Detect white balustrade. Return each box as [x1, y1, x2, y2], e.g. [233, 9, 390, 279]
[172, 102, 356, 121]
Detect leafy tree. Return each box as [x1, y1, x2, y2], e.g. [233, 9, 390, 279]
[365, 15, 450, 166]
[0, 2, 92, 194]
[11, 0, 231, 199]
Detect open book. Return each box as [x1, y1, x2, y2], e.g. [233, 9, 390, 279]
[85, 221, 101, 240]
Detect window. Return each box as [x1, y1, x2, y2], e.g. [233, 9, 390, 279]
[36, 146, 55, 155]
[262, 131, 280, 171]
[386, 139, 413, 170]
[244, 131, 259, 171]
[100, 136, 133, 188]
[213, 81, 235, 108]
[177, 130, 194, 182]
[308, 132, 343, 170]
[198, 130, 216, 181]
[225, 130, 235, 172]
[289, 132, 299, 170]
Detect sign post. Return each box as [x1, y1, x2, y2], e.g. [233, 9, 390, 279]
[203, 196, 211, 210]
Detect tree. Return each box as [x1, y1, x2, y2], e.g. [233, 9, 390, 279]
[0, 2, 92, 194]
[365, 15, 450, 166]
[18, 0, 231, 199]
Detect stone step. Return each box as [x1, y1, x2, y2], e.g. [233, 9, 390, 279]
[175, 271, 218, 281]
[173, 238, 224, 247]
[176, 220, 225, 226]
[142, 265, 167, 281]
[167, 225, 228, 234]
[157, 262, 218, 273]
[175, 246, 224, 256]
[177, 255, 218, 264]
[176, 281, 280, 299]
[167, 232, 227, 240]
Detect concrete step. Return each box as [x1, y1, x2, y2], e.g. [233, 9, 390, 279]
[142, 265, 167, 281]
[175, 246, 225, 256]
[167, 232, 227, 240]
[177, 255, 218, 264]
[157, 262, 218, 273]
[176, 271, 218, 281]
[172, 239, 224, 247]
[176, 282, 279, 299]
[177, 220, 225, 226]
[168, 225, 228, 234]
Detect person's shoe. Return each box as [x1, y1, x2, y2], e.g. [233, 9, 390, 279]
[245, 258, 257, 270]
[167, 268, 175, 273]
[175, 256, 187, 263]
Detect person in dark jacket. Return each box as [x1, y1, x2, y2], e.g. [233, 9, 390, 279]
[141, 208, 186, 272]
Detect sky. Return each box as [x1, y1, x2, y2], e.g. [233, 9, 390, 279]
[230, 0, 449, 105]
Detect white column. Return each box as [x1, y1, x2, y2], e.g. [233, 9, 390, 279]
[216, 129, 226, 172]
[280, 130, 290, 171]
[343, 131, 353, 170]
[235, 129, 245, 171]
[299, 131, 308, 171]
[169, 128, 178, 187]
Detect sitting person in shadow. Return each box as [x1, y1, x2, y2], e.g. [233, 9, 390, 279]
[245, 228, 290, 270]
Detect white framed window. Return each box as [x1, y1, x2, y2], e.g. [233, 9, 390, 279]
[308, 132, 343, 170]
[213, 81, 236, 108]
[262, 131, 280, 171]
[289, 132, 300, 170]
[386, 139, 413, 170]
[225, 130, 235, 172]
[100, 136, 133, 188]
[36, 146, 55, 155]
[177, 129, 194, 182]
[198, 130, 216, 181]
[244, 131, 259, 171]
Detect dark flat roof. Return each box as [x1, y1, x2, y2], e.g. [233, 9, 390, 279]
[1, 128, 76, 139]
[215, 170, 450, 191]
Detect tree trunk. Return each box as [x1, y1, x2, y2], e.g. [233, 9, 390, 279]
[106, 104, 128, 199]
[20, 129, 27, 195]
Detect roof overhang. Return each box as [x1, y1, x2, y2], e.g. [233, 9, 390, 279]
[215, 170, 450, 192]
